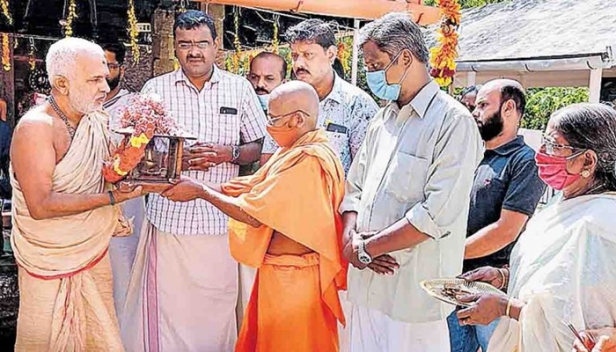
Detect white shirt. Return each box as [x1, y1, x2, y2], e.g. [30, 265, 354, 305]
[142, 67, 267, 235]
[263, 74, 378, 174]
[340, 81, 484, 323]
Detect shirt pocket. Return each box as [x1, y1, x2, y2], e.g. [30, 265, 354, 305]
[383, 152, 429, 205]
[324, 130, 348, 159]
[212, 108, 241, 145]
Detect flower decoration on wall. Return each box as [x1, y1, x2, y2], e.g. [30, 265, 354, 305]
[1, 0, 12, 25]
[429, 0, 461, 87]
[64, 0, 78, 37]
[272, 18, 279, 54]
[1, 33, 10, 71]
[337, 39, 351, 76]
[127, 0, 140, 63]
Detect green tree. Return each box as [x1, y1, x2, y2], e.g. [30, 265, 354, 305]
[522, 87, 589, 130]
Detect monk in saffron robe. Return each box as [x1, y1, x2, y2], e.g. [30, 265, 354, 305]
[10, 38, 141, 351]
[161, 81, 347, 352]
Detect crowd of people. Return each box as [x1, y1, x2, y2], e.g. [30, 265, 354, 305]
[2, 8, 616, 352]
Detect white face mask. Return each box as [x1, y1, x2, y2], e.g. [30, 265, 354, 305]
[257, 94, 270, 111]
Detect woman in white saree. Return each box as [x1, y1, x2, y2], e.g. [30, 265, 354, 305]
[454, 103, 616, 352]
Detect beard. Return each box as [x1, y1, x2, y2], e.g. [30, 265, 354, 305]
[106, 75, 120, 91]
[477, 109, 504, 142]
[68, 85, 103, 115]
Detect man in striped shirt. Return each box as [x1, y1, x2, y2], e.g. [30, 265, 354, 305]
[122, 10, 267, 352]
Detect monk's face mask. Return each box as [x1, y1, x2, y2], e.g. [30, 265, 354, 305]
[266, 110, 308, 147]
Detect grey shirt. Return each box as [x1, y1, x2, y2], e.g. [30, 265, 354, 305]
[340, 81, 484, 323]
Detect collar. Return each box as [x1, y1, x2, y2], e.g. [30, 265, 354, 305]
[384, 80, 440, 121]
[322, 73, 344, 105]
[488, 136, 526, 156]
[103, 89, 131, 108]
[173, 65, 221, 88]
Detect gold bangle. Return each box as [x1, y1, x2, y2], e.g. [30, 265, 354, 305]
[496, 268, 506, 289]
[506, 299, 513, 317]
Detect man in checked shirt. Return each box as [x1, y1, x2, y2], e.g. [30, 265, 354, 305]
[121, 10, 268, 352]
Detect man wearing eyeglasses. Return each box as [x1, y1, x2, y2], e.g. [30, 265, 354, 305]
[122, 10, 267, 352]
[447, 79, 546, 352]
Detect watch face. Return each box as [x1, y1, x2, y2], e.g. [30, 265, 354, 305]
[358, 253, 372, 264]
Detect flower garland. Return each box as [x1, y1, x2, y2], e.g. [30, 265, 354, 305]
[231, 8, 241, 74]
[271, 19, 279, 54]
[429, 0, 461, 87]
[64, 0, 78, 37]
[337, 39, 351, 76]
[127, 0, 139, 63]
[28, 39, 36, 71]
[1, 33, 10, 71]
[1, 0, 12, 25]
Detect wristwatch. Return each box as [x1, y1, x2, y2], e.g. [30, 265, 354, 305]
[357, 240, 373, 265]
[230, 145, 240, 163]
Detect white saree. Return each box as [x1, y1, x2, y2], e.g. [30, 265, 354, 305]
[488, 192, 616, 352]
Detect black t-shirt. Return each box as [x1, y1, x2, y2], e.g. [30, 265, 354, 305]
[463, 136, 546, 272]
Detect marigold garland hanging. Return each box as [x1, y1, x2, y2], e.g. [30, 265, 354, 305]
[127, 0, 139, 63]
[271, 17, 279, 54]
[337, 39, 351, 76]
[64, 0, 78, 37]
[28, 38, 36, 71]
[231, 8, 241, 74]
[1, 33, 10, 72]
[429, 0, 461, 87]
[1, 0, 12, 25]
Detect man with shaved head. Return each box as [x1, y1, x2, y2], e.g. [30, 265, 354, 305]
[448, 79, 546, 352]
[162, 80, 347, 352]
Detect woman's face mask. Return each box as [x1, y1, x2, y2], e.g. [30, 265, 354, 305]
[535, 135, 587, 190]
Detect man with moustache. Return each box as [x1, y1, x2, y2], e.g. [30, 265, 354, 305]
[10, 37, 141, 351]
[122, 10, 267, 352]
[100, 40, 146, 329]
[261, 19, 379, 173]
[246, 52, 287, 167]
[447, 79, 546, 352]
[460, 85, 480, 112]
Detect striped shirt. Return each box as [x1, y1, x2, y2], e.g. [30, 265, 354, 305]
[142, 67, 267, 235]
[262, 74, 379, 173]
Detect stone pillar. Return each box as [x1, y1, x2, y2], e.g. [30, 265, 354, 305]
[201, 4, 226, 68]
[151, 9, 176, 77]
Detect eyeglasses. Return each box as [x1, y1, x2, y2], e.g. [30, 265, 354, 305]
[177, 41, 210, 50]
[267, 110, 310, 126]
[540, 134, 585, 156]
[107, 62, 121, 70]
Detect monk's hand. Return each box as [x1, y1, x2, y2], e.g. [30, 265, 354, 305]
[161, 176, 203, 202]
[456, 292, 508, 326]
[573, 328, 616, 352]
[458, 266, 504, 288]
[186, 142, 233, 171]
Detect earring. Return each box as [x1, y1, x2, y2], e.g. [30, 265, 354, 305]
[581, 170, 591, 178]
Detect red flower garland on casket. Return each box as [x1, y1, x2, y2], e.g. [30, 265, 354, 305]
[103, 94, 181, 183]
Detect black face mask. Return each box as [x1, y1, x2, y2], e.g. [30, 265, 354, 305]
[477, 103, 504, 142]
[106, 75, 121, 91]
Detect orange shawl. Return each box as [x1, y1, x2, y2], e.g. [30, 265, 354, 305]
[221, 129, 348, 324]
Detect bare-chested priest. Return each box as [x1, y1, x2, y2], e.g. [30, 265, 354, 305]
[10, 37, 142, 351]
[162, 81, 348, 352]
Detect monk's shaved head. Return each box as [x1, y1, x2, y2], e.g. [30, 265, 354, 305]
[269, 81, 319, 130]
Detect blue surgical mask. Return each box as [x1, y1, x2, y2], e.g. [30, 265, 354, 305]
[257, 94, 270, 111]
[366, 51, 410, 101]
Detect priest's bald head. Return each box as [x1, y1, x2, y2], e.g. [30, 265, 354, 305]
[266, 81, 319, 147]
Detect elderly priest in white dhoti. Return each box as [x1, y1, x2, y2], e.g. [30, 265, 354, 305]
[454, 104, 616, 352]
[9, 38, 142, 351]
